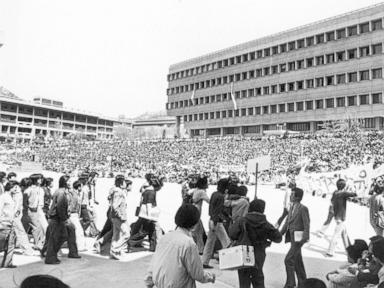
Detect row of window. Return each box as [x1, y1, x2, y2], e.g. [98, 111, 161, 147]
[167, 43, 383, 96]
[167, 67, 383, 109]
[181, 93, 383, 122]
[168, 18, 383, 82]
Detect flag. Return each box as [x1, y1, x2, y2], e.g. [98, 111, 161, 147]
[230, 82, 238, 110]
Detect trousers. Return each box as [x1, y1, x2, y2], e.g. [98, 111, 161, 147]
[110, 218, 129, 256]
[70, 213, 86, 251]
[202, 220, 231, 265]
[237, 249, 266, 288]
[327, 220, 349, 255]
[284, 241, 307, 288]
[0, 226, 15, 268]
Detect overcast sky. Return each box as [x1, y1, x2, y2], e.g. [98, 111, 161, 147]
[0, 0, 382, 119]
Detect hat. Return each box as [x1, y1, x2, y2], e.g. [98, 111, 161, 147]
[175, 204, 200, 229]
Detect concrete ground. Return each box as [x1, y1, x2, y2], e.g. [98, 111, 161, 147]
[0, 177, 374, 287]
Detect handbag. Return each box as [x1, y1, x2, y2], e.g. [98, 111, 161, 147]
[138, 204, 161, 221]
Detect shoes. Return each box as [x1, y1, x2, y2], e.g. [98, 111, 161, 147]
[203, 264, 213, 269]
[6, 264, 17, 268]
[45, 259, 61, 265]
[325, 253, 334, 257]
[93, 241, 101, 253]
[68, 254, 81, 259]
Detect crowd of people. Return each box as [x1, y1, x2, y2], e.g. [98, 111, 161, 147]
[4, 130, 384, 186]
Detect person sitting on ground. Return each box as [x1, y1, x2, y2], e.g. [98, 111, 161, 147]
[326, 239, 368, 288]
[145, 204, 215, 288]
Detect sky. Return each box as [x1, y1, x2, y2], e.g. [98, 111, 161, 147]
[0, 0, 382, 119]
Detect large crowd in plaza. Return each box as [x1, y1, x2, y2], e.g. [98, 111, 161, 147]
[0, 131, 384, 288]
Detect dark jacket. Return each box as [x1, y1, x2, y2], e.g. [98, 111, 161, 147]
[281, 203, 310, 243]
[48, 188, 71, 222]
[229, 212, 282, 249]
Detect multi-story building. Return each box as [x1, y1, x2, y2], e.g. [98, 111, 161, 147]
[0, 88, 131, 141]
[166, 4, 384, 137]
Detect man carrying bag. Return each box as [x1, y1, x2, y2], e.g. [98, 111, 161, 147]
[229, 199, 282, 288]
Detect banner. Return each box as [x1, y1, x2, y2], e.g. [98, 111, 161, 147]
[297, 163, 374, 198]
[247, 155, 271, 173]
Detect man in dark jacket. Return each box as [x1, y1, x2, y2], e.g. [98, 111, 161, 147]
[229, 199, 282, 288]
[280, 187, 310, 288]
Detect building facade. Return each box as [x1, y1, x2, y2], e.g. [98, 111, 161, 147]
[0, 88, 130, 141]
[166, 4, 384, 137]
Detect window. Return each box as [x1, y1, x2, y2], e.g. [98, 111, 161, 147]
[288, 82, 295, 91]
[271, 65, 278, 74]
[264, 48, 270, 57]
[248, 89, 255, 97]
[204, 113, 208, 120]
[279, 84, 286, 93]
[372, 68, 382, 79]
[316, 77, 324, 87]
[183, 115, 188, 122]
[242, 72, 248, 80]
[337, 73, 346, 84]
[255, 107, 261, 115]
[326, 53, 335, 64]
[306, 101, 313, 110]
[326, 98, 334, 108]
[248, 108, 254, 115]
[316, 34, 324, 44]
[279, 104, 286, 113]
[372, 19, 383, 31]
[235, 74, 241, 81]
[271, 105, 277, 114]
[241, 108, 246, 116]
[306, 58, 314, 67]
[348, 96, 356, 106]
[199, 113, 203, 120]
[306, 36, 314, 47]
[326, 76, 334, 86]
[256, 69, 262, 77]
[296, 102, 304, 111]
[280, 63, 286, 73]
[205, 96, 209, 104]
[360, 46, 370, 57]
[348, 48, 357, 59]
[241, 90, 247, 98]
[288, 103, 295, 112]
[242, 54, 248, 62]
[348, 25, 358, 36]
[372, 93, 382, 104]
[250, 52, 256, 60]
[189, 115, 192, 121]
[336, 97, 345, 107]
[214, 111, 220, 119]
[280, 43, 287, 53]
[316, 55, 324, 65]
[210, 112, 215, 119]
[230, 57, 235, 65]
[372, 43, 382, 55]
[288, 41, 295, 51]
[256, 88, 262, 95]
[336, 51, 345, 61]
[297, 39, 305, 49]
[263, 86, 270, 95]
[336, 28, 346, 39]
[360, 94, 369, 105]
[316, 99, 324, 109]
[256, 50, 263, 58]
[348, 72, 357, 82]
[264, 67, 270, 76]
[359, 22, 370, 34]
[288, 61, 295, 71]
[249, 70, 255, 78]
[297, 81, 304, 90]
[360, 70, 370, 81]
[326, 31, 335, 41]
[297, 59, 304, 69]
[271, 85, 277, 94]
[272, 46, 278, 55]
[235, 91, 240, 99]
[222, 111, 227, 118]
[194, 114, 198, 121]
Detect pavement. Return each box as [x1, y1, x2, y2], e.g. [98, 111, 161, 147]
[0, 177, 375, 287]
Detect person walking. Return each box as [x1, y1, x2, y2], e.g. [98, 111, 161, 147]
[229, 199, 282, 288]
[145, 204, 215, 288]
[201, 178, 231, 269]
[280, 187, 310, 288]
[69, 180, 86, 251]
[43, 175, 80, 264]
[326, 179, 356, 257]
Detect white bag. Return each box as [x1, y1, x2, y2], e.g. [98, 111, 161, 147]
[138, 204, 160, 221]
[219, 245, 255, 270]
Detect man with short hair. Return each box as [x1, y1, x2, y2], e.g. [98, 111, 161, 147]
[326, 179, 357, 257]
[281, 187, 310, 288]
